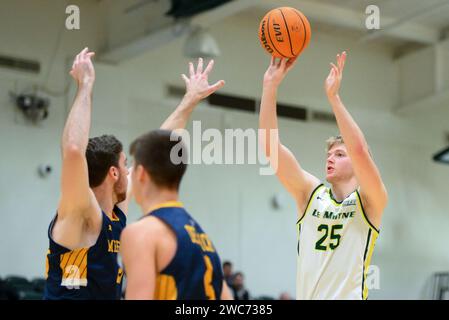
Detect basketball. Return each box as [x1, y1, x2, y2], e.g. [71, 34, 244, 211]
[258, 7, 311, 58]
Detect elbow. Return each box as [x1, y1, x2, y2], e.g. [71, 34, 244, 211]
[353, 142, 370, 157]
[374, 183, 388, 211]
[62, 143, 85, 160]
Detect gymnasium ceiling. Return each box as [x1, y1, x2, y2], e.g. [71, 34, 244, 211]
[96, 0, 449, 119]
[316, 0, 449, 29]
[99, 0, 449, 61]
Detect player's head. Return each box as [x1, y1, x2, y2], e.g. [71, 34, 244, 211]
[130, 129, 188, 207]
[325, 135, 355, 184]
[86, 135, 128, 203]
[223, 261, 233, 277]
[233, 272, 245, 289]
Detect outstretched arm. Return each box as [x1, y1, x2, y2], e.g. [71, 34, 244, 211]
[55, 48, 101, 249]
[324, 52, 387, 229]
[259, 57, 320, 215]
[160, 58, 225, 132]
[118, 59, 225, 213]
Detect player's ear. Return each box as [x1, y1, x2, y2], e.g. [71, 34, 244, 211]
[135, 164, 146, 182]
[110, 166, 119, 181]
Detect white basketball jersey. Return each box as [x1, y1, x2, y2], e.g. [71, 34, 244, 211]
[296, 184, 379, 300]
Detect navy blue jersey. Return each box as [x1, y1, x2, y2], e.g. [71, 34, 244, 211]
[44, 206, 126, 300]
[146, 202, 223, 300]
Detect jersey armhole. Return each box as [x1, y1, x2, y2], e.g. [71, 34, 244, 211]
[297, 183, 324, 225]
[355, 190, 380, 235]
[113, 206, 127, 225]
[149, 215, 179, 275]
[49, 211, 105, 252]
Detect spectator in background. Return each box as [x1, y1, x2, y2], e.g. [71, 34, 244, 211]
[232, 272, 250, 300]
[279, 292, 293, 300]
[222, 261, 234, 288]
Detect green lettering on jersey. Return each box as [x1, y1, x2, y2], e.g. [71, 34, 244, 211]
[323, 211, 334, 219]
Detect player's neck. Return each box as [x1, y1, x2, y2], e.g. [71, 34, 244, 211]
[330, 178, 358, 202]
[92, 184, 116, 219]
[141, 188, 180, 215]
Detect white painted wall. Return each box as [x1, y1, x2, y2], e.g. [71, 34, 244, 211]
[0, 0, 448, 299]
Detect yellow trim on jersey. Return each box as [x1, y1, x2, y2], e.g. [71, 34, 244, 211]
[203, 255, 216, 299]
[355, 191, 380, 235]
[148, 201, 184, 214]
[297, 184, 325, 225]
[116, 268, 124, 284]
[362, 231, 378, 300]
[110, 210, 120, 221]
[45, 249, 50, 279]
[155, 274, 178, 300]
[328, 188, 345, 206]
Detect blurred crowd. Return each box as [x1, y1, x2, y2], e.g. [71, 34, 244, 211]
[222, 261, 293, 300]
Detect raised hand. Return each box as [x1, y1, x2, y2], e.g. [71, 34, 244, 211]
[70, 47, 96, 86]
[263, 57, 298, 88]
[325, 51, 346, 98]
[182, 58, 225, 104]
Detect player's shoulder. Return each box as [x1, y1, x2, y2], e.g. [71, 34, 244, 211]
[296, 181, 326, 217]
[308, 182, 327, 200]
[121, 216, 169, 242]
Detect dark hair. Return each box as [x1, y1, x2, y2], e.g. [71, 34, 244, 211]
[86, 135, 123, 187]
[223, 261, 233, 268]
[130, 129, 188, 190]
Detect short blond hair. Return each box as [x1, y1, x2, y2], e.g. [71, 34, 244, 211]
[326, 135, 373, 156]
[326, 135, 344, 152]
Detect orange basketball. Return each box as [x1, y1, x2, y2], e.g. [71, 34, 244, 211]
[258, 7, 311, 58]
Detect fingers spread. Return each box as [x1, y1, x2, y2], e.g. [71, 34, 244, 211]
[197, 57, 203, 75]
[204, 59, 214, 76]
[340, 51, 347, 70]
[286, 56, 298, 71]
[326, 68, 333, 80]
[276, 57, 282, 67]
[81, 47, 88, 60]
[209, 80, 225, 93]
[189, 62, 195, 77]
[330, 62, 339, 74]
[74, 53, 80, 66]
[181, 74, 189, 85]
[280, 58, 287, 69]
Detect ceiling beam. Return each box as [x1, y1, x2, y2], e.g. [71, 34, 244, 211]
[99, 0, 258, 63]
[191, 0, 257, 27]
[100, 20, 192, 63]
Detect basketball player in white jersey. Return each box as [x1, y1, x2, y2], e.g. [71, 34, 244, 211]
[259, 52, 388, 300]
